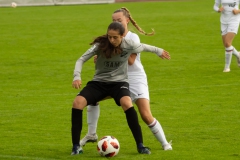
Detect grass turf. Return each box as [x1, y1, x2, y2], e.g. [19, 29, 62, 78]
[0, 0, 240, 159]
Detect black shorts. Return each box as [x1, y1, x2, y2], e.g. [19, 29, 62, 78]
[77, 81, 130, 106]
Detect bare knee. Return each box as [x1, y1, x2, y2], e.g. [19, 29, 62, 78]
[224, 42, 232, 48]
[136, 98, 154, 125]
[73, 96, 87, 110]
[222, 33, 235, 48]
[120, 96, 132, 111]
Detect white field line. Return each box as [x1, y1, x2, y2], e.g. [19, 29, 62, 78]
[0, 154, 57, 160]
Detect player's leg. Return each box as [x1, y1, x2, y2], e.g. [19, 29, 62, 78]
[222, 33, 234, 72]
[87, 104, 100, 135]
[111, 82, 150, 154]
[221, 23, 239, 72]
[227, 23, 240, 58]
[120, 96, 151, 154]
[71, 81, 106, 155]
[135, 98, 172, 150]
[80, 95, 114, 146]
[233, 48, 240, 67]
[71, 95, 87, 155]
[130, 81, 172, 150]
[129, 82, 153, 124]
[79, 103, 99, 146]
[228, 23, 240, 67]
[135, 98, 153, 125]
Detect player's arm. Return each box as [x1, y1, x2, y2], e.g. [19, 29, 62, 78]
[128, 53, 137, 65]
[232, 8, 240, 15]
[93, 55, 98, 63]
[213, 0, 223, 12]
[72, 45, 97, 89]
[131, 41, 170, 60]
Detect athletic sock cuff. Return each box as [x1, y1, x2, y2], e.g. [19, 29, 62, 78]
[124, 106, 134, 113]
[148, 118, 157, 127]
[225, 46, 233, 51]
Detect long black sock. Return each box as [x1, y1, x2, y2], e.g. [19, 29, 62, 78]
[71, 108, 83, 146]
[125, 107, 143, 146]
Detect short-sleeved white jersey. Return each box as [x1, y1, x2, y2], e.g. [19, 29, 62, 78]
[214, 0, 240, 24]
[125, 31, 147, 81]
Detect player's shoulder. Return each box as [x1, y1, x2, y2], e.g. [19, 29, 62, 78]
[121, 37, 137, 50]
[90, 43, 99, 50]
[126, 31, 139, 38]
[126, 31, 140, 42]
[122, 37, 134, 45]
[86, 43, 99, 54]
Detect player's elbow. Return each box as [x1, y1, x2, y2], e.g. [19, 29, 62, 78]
[128, 60, 134, 65]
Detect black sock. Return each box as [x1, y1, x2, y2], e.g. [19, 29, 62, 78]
[125, 107, 143, 147]
[71, 108, 83, 146]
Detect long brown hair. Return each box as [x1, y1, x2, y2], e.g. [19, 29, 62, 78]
[90, 22, 125, 59]
[113, 7, 155, 36]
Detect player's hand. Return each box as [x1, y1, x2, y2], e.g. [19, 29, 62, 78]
[219, 7, 224, 12]
[160, 50, 170, 60]
[232, 9, 239, 15]
[72, 80, 82, 89]
[94, 55, 98, 64]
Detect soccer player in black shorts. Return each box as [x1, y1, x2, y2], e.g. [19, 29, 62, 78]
[71, 21, 170, 155]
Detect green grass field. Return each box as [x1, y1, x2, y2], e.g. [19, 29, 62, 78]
[1, 0, 240, 159]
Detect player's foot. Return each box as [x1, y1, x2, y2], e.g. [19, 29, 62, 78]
[223, 68, 230, 72]
[80, 133, 98, 146]
[137, 146, 151, 154]
[71, 145, 83, 155]
[237, 52, 240, 67]
[162, 140, 172, 150]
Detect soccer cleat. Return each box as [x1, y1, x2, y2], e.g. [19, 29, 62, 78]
[162, 140, 172, 150]
[80, 133, 98, 146]
[71, 145, 83, 155]
[137, 146, 151, 154]
[223, 68, 230, 72]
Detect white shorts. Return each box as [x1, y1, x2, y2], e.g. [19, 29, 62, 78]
[221, 23, 239, 35]
[129, 80, 149, 103]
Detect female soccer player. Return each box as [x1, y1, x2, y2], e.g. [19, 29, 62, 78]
[71, 22, 170, 155]
[213, 0, 240, 72]
[80, 7, 172, 151]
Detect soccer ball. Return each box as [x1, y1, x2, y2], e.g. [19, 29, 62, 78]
[11, 2, 17, 8]
[97, 135, 120, 157]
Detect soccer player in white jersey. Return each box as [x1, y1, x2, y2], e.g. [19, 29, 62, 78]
[71, 21, 170, 155]
[214, 0, 240, 72]
[80, 7, 172, 151]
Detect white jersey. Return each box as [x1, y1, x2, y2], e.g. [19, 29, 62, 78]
[125, 31, 147, 82]
[125, 31, 149, 101]
[214, 0, 240, 24]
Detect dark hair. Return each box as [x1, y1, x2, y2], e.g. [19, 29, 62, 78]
[113, 7, 155, 36]
[108, 21, 125, 36]
[90, 22, 125, 58]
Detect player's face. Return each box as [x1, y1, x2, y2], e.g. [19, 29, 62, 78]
[107, 29, 123, 47]
[112, 12, 129, 31]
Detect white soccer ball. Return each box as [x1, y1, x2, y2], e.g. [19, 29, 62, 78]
[97, 135, 120, 157]
[11, 2, 17, 8]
